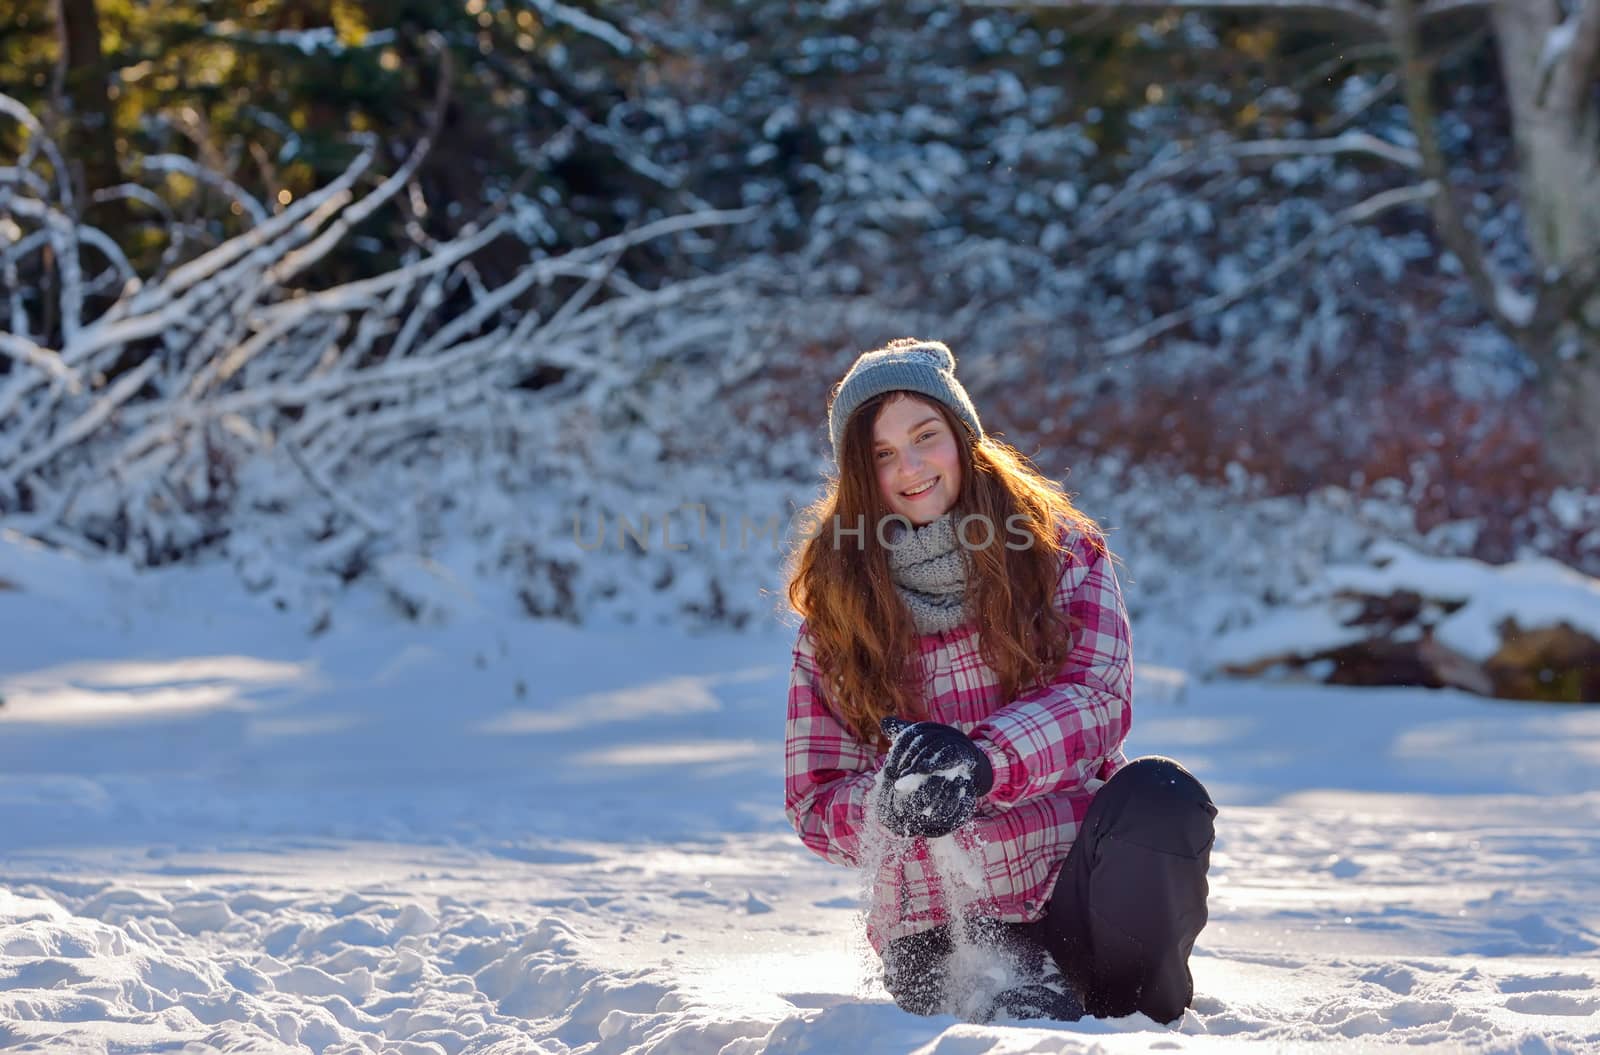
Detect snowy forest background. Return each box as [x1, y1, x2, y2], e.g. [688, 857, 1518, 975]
[5, 3, 1600, 1052]
[4, 0, 1600, 691]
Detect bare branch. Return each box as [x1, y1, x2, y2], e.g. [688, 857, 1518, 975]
[1228, 130, 1422, 169]
[0, 93, 74, 210]
[265, 35, 451, 290]
[0, 165, 52, 196]
[1291, 41, 1396, 94]
[1316, 72, 1401, 133]
[282, 436, 388, 537]
[969, 0, 1494, 35]
[1314, 17, 1485, 131]
[1079, 128, 1418, 242]
[1415, 0, 1492, 19]
[137, 155, 268, 224]
[966, 0, 1382, 16]
[964, 0, 1389, 37]
[1103, 182, 1438, 355]
[1077, 140, 1205, 238]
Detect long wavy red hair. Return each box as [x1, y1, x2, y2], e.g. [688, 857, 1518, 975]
[784, 389, 1108, 750]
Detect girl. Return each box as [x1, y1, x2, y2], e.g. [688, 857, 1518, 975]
[782, 338, 1216, 1025]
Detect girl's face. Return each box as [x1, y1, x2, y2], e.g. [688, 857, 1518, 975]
[872, 394, 963, 527]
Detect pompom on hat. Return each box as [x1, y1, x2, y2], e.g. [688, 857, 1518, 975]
[826, 338, 985, 467]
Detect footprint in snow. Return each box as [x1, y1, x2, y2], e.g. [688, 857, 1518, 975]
[1503, 992, 1600, 1016]
[1497, 972, 1596, 994]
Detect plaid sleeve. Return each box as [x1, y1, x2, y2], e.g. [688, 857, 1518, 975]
[784, 624, 879, 868]
[971, 531, 1133, 807]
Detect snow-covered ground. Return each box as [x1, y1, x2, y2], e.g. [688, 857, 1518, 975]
[2, 531, 1598, 1053]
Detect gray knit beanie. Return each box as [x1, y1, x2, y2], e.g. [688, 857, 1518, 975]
[827, 338, 984, 467]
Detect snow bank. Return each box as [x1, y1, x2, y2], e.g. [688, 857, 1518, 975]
[1212, 539, 1600, 701]
[1326, 541, 1600, 661]
[0, 535, 1596, 1051]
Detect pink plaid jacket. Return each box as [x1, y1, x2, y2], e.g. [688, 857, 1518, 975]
[784, 523, 1133, 951]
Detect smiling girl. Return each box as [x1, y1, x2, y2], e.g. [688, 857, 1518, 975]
[782, 338, 1216, 1025]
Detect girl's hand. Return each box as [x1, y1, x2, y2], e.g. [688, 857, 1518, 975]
[877, 717, 995, 838]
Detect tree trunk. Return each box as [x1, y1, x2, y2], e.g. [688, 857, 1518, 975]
[52, 0, 121, 204]
[1489, 1, 1600, 485]
[1539, 356, 1600, 486]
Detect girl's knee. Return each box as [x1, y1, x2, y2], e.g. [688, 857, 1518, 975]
[1108, 756, 1213, 809]
[1097, 757, 1217, 857]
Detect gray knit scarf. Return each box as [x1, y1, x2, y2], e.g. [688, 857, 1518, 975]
[885, 510, 972, 635]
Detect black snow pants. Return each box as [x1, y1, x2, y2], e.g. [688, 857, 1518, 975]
[880, 756, 1217, 1025]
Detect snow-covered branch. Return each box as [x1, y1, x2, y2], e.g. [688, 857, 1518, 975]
[7, 358, 159, 482]
[0, 333, 84, 391]
[525, 0, 636, 55]
[199, 23, 399, 56]
[0, 85, 763, 583]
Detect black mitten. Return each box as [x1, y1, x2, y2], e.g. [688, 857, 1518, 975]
[877, 717, 996, 838]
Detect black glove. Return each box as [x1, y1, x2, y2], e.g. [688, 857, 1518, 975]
[877, 716, 996, 838]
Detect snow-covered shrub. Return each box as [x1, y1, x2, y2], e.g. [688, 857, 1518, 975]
[0, 93, 803, 631]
